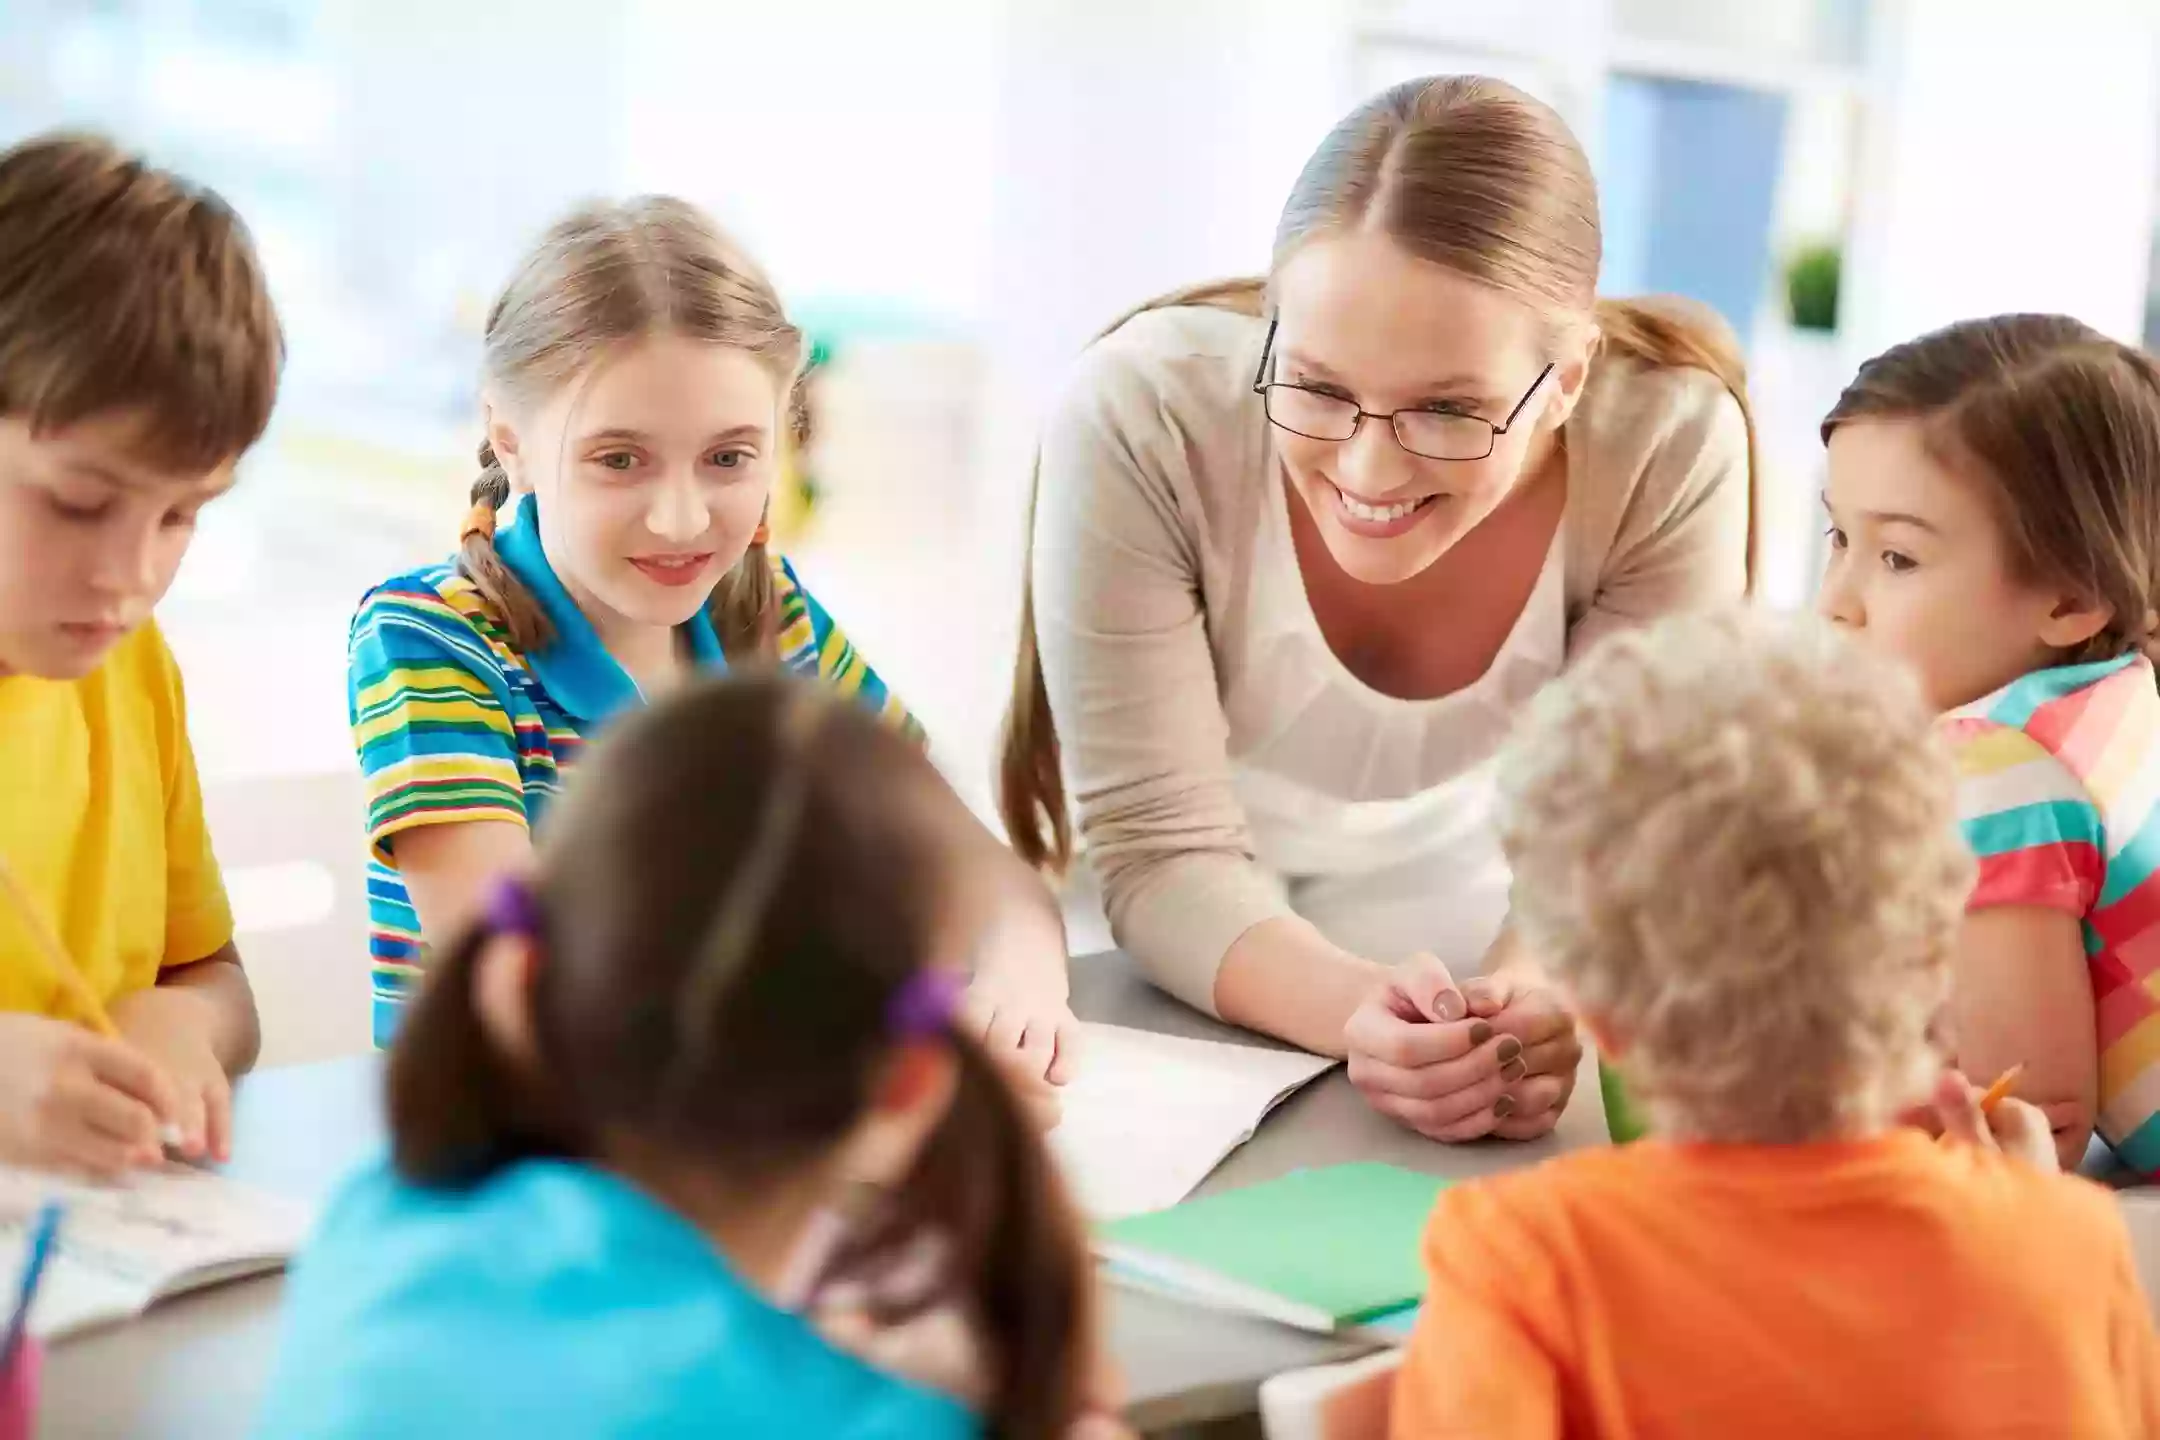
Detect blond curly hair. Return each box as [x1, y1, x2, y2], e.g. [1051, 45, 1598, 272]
[1496, 608, 1974, 1143]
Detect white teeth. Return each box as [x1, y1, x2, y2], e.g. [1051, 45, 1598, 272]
[1336, 487, 1426, 524]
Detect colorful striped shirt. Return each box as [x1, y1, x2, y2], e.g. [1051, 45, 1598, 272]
[349, 493, 917, 1046]
[1944, 652, 2160, 1173]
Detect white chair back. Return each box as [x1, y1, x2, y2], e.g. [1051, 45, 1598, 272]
[1258, 1348, 1403, 1440]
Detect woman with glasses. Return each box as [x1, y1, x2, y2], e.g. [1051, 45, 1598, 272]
[998, 75, 1754, 1145]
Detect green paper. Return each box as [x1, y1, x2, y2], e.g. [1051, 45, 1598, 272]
[1602, 1058, 1650, 1144]
[1099, 1164, 1447, 1327]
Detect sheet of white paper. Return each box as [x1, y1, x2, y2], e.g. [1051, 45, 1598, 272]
[1049, 1024, 1337, 1220]
[0, 1162, 314, 1340]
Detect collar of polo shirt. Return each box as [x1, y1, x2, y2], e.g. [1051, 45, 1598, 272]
[494, 492, 728, 722]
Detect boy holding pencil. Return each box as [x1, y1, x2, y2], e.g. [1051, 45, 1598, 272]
[1394, 610, 2160, 1438]
[0, 134, 280, 1175]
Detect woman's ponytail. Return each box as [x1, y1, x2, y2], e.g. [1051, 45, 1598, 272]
[998, 277, 1267, 874]
[1593, 296, 1761, 589]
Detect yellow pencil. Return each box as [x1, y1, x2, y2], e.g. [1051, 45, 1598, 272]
[1979, 1064, 2025, 1117]
[0, 853, 185, 1151]
[0, 852, 120, 1038]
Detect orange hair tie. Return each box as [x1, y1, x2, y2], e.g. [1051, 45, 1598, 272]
[752, 518, 771, 548]
[461, 501, 498, 543]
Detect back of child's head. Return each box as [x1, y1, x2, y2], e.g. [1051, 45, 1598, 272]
[1495, 608, 1973, 1143]
[1823, 313, 2160, 669]
[461, 197, 803, 658]
[388, 674, 1089, 1436]
[0, 132, 281, 467]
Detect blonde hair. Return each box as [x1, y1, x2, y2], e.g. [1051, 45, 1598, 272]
[1000, 75, 1758, 871]
[1823, 313, 2160, 672]
[1496, 608, 1972, 1143]
[461, 197, 805, 659]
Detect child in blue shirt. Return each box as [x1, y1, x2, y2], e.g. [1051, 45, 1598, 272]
[259, 676, 1116, 1437]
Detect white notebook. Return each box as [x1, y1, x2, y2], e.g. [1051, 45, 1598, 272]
[1049, 1024, 1338, 1220]
[0, 1162, 314, 1341]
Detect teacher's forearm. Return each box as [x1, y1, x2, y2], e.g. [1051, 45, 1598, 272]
[1214, 917, 1388, 1057]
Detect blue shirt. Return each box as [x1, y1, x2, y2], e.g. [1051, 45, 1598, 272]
[348, 495, 920, 1045]
[256, 1157, 976, 1440]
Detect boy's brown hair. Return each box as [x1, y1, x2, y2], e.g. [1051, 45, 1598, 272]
[0, 132, 283, 468]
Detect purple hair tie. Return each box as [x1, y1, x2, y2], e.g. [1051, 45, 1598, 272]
[886, 969, 965, 1040]
[484, 876, 543, 937]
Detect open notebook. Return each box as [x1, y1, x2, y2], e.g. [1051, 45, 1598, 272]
[1049, 1023, 1337, 1220]
[0, 1162, 314, 1341]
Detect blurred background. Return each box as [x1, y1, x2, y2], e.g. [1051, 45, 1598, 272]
[3, 0, 2156, 1060]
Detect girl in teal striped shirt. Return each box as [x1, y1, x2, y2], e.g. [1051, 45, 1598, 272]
[347, 197, 1078, 1105]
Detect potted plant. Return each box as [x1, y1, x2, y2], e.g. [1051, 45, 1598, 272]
[1784, 240, 1841, 333]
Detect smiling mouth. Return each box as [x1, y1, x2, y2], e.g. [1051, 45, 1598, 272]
[1331, 482, 1441, 525]
[629, 554, 715, 587]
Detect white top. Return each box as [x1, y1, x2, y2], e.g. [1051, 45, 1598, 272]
[1226, 470, 1566, 969]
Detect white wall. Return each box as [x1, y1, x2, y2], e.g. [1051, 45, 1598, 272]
[615, 0, 1005, 326]
[917, 0, 1362, 815]
[1843, 0, 2160, 357]
[979, 0, 1356, 416]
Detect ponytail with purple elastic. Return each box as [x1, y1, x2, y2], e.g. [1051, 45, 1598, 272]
[388, 675, 1095, 1438]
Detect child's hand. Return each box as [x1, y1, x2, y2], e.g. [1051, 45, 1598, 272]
[109, 987, 231, 1162]
[963, 976, 1081, 1131]
[0, 1013, 179, 1177]
[1931, 1069, 2057, 1171]
[815, 1286, 986, 1406]
[963, 977, 1082, 1086]
[1070, 1345, 1134, 1440]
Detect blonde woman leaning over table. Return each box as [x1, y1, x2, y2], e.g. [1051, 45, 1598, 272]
[1000, 75, 1754, 1146]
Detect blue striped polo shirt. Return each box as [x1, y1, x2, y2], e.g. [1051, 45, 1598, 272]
[347, 493, 917, 1045]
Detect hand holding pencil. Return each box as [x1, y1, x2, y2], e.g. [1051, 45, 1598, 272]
[1933, 1065, 2057, 1172]
[0, 856, 187, 1177]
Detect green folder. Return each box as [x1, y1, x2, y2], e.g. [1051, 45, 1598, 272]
[1096, 1163, 1447, 1333]
[1602, 1058, 1650, 1144]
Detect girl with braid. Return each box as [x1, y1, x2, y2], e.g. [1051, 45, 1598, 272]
[346, 199, 1078, 1100]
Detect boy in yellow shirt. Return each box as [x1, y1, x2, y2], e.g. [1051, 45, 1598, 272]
[0, 134, 281, 1174]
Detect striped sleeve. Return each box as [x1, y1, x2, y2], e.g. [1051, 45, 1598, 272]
[1948, 719, 2104, 915]
[771, 555, 926, 743]
[348, 584, 530, 862]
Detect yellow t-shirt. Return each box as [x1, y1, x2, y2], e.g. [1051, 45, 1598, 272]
[0, 622, 233, 1020]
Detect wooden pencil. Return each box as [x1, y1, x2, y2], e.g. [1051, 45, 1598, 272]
[1978, 1064, 2025, 1117]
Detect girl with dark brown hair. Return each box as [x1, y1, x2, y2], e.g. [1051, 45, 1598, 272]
[1818, 312, 2160, 1175]
[261, 676, 1111, 1439]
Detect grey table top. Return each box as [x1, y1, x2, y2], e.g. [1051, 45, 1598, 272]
[38, 951, 1608, 1437]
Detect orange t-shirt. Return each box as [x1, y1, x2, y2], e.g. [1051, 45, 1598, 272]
[1393, 1131, 2160, 1438]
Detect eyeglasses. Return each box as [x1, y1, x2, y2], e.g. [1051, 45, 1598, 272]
[1251, 316, 1554, 462]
